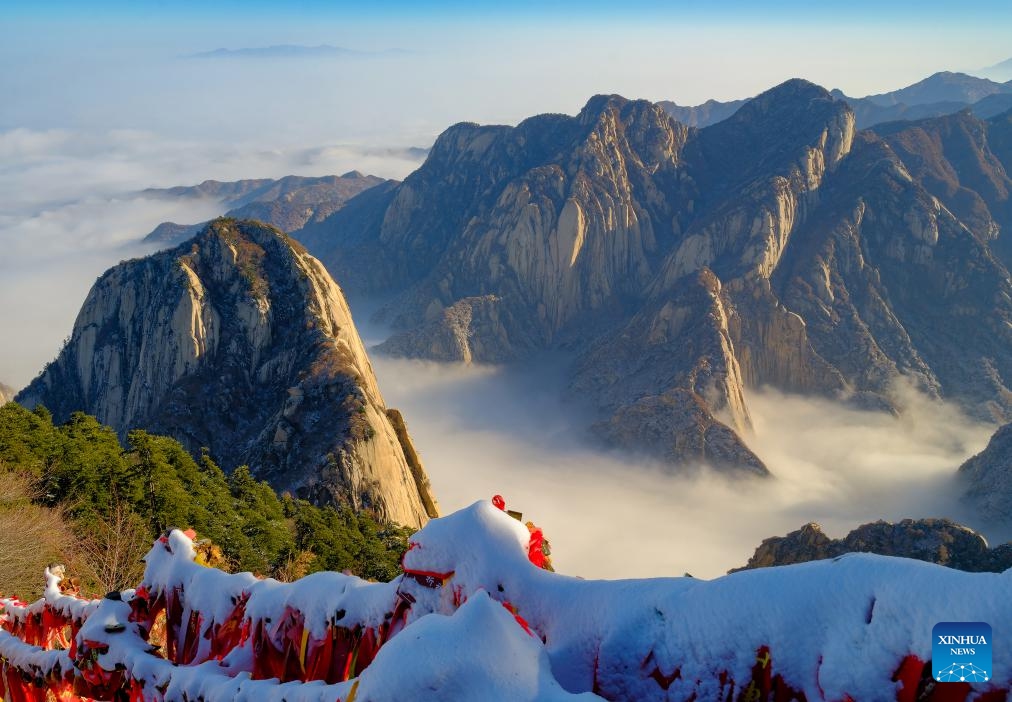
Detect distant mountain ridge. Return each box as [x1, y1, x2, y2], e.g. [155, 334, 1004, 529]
[19, 219, 437, 528]
[297, 79, 1012, 473]
[977, 56, 1012, 82]
[861, 71, 1011, 106]
[143, 172, 387, 245]
[655, 98, 747, 128]
[660, 71, 1012, 129]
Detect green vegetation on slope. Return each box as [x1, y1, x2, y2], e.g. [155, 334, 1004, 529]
[0, 403, 413, 598]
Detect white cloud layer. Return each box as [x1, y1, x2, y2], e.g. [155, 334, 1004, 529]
[367, 354, 998, 581]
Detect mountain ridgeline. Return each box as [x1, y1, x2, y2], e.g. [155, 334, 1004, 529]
[297, 79, 1012, 481]
[661, 71, 1012, 129]
[18, 219, 437, 528]
[143, 172, 389, 247]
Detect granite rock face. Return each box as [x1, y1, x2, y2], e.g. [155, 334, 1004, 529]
[572, 270, 765, 473]
[872, 109, 1011, 252]
[18, 219, 437, 528]
[733, 519, 1012, 573]
[375, 295, 525, 364]
[298, 80, 1012, 473]
[771, 130, 1012, 422]
[959, 422, 1012, 524]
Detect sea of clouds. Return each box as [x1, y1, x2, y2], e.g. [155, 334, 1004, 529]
[365, 352, 997, 580]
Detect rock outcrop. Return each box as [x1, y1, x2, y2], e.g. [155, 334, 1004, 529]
[959, 422, 1012, 524]
[376, 295, 524, 364]
[297, 81, 1012, 473]
[18, 218, 437, 528]
[0, 383, 14, 405]
[572, 270, 766, 472]
[733, 519, 1012, 573]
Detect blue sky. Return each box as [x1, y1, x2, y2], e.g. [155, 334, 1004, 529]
[2, 0, 1009, 146]
[6, 0, 1012, 20]
[3, 0, 1007, 120]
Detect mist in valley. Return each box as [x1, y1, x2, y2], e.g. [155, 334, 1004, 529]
[362, 337, 998, 580]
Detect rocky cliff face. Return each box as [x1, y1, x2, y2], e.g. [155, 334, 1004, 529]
[572, 269, 766, 472]
[18, 219, 437, 528]
[375, 295, 525, 364]
[733, 519, 1012, 573]
[771, 131, 1012, 420]
[871, 110, 1011, 254]
[297, 81, 1012, 473]
[959, 422, 1012, 524]
[0, 383, 14, 405]
[989, 108, 1012, 168]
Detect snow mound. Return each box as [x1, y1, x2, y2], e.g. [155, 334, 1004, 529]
[355, 593, 599, 701]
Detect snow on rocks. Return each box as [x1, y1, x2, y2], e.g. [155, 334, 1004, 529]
[2, 497, 1010, 701]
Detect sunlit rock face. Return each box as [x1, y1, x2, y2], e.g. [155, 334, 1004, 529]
[18, 219, 437, 528]
[298, 79, 1012, 473]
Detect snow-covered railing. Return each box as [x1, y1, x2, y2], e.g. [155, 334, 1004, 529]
[1, 497, 1010, 701]
[0, 565, 101, 699]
